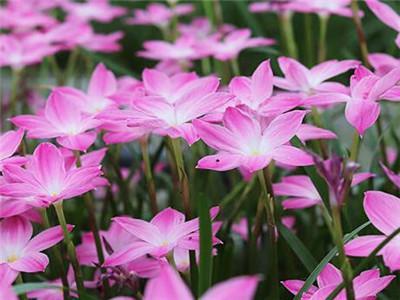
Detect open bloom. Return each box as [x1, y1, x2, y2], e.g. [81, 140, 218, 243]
[144, 265, 259, 300]
[286, 0, 355, 17]
[0, 216, 71, 281]
[0, 128, 25, 171]
[64, 0, 126, 23]
[366, 0, 400, 48]
[194, 107, 313, 173]
[307, 66, 400, 136]
[274, 173, 374, 210]
[103, 207, 219, 267]
[274, 56, 359, 96]
[12, 89, 101, 151]
[283, 263, 394, 299]
[345, 191, 400, 271]
[0, 143, 105, 206]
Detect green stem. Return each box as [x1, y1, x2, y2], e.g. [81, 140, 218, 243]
[304, 14, 314, 67]
[311, 107, 329, 158]
[140, 137, 159, 215]
[351, 0, 371, 68]
[230, 58, 240, 76]
[318, 15, 329, 62]
[9, 68, 22, 118]
[53, 201, 85, 297]
[201, 58, 212, 75]
[376, 117, 389, 166]
[48, 55, 63, 85]
[16, 274, 28, 300]
[65, 48, 79, 85]
[279, 12, 298, 59]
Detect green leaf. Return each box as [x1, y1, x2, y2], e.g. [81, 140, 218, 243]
[278, 223, 318, 273]
[234, 0, 263, 37]
[13, 283, 59, 295]
[294, 221, 371, 300]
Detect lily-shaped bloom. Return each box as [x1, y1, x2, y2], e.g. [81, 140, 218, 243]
[345, 191, 400, 271]
[273, 173, 374, 210]
[103, 207, 219, 267]
[249, 1, 295, 14]
[203, 29, 275, 61]
[144, 265, 259, 300]
[307, 66, 400, 136]
[369, 53, 400, 76]
[229, 60, 301, 115]
[0, 128, 25, 171]
[194, 107, 313, 173]
[64, 0, 126, 23]
[274, 57, 359, 96]
[366, 0, 400, 48]
[283, 263, 394, 299]
[0, 143, 105, 206]
[56, 63, 118, 115]
[0, 216, 71, 281]
[127, 3, 194, 28]
[12, 89, 101, 151]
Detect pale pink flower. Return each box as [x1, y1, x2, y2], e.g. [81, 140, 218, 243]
[283, 263, 394, 299]
[12, 89, 101, 151]
[179, 17, 234, 41]
[194, 107, 313, 173]
[103, 207, 219, 267]
[345, 191, 400, 271]
[249, 1, 296, 14]
[307, 66, 400, 136]
[0, 128, 26, 171]
[0, 143, 105, 206]
[369, 53, 400, 76]
[286, 0, 355, 17]
[64, 0, 126, 23]
[144, 265, 259, 300]
[0, 216, 71, 281]
[366, 0, 400, 48]
[0, 192, 41, 222]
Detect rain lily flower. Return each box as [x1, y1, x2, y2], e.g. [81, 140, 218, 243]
[0, 285, 17, 300]
[273, 173, 374, 210]
[287, 0, 355, 17]
[179, 17, 234, 41]
[307, 66, 400, 136]
[12, 89, 101, 151]
[283, 263, 394, 299]
[127, 3, 194, 28]
[64, 0, 126, 23]
[194, 107, 313, 173]
[144, 265, 259, 300]
[345, 191, 400, 271]
[0, 143, 105, 206]
[0, 128, 26, 171]
[366, 0, 400, 48]
[249, 1, 295, 14]
[0, 216, 71, 281]
[274, 57, 359, 96]
[103, 207, 219, 267]
[369, 53, 400, 76]
[0, 192, 41, 222]
[204, 29, 275, 61]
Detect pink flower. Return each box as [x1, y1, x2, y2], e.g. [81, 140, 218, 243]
[194, 107, 313, 173]
[0, 285, 17, 300]
[12, 89, 101, 151]
[249, 1, 295, 14]
[283, 263, 394, 299]
[203, 29, 275, 61]
[103, 207, 219, 267]
[229, 60, 301, 114]
[0, 192, 41, 222]
[274, 57, 359, 96]
[64, 0, 126, 23]
[0, 216, 71, 281]
[273, 173, 373, 210]
[286, 0, 355, 17]
[144, 265, 259, 300]
[0, 143, 105, 206]
[307, 66, 400, 136]
[345, 191, 400, 271]
[127, 3, 193, 28]
[369, 53, 400, 76]
[366, 0, 400, 48]
[0, 128, 26, 171]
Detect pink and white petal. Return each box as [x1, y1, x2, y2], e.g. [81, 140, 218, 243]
[196, 153, 243, 171]
[142, 68, 171, 97]
[229, 76, 252, 101]
[305, 93, 350, 107]
[11, 115, 57, 138]
[368, 67, 400, 101]
[165, 123, 199, 146]
[87, 63, 117, 97]
[309, 286, 344, 300]
[315, 82, 349, 94]
[57, 131, 97, 152]
[381, 241, 400, 272]
[25, 225, 72, 252]
[0, 284, 17, 300]
[9, 252, 49, 273]
[103, 242, 154, 267]
[112, 217, 162, 245]
[282, 198, 321, 210]
[296, 124, 337, 143]
[150, 208, 186, 236]
[344, 99, 380, 136]
[310, 60, 359, 83]
[273, 77, 298, 91]
[0, 128, 24, 160]
[365, 0, 400, 31]
[202, 276, 259, 300]
[259, 93, 302, 117]
[0, 264, 18, 285]
[281, 280, 318, 297]
[277, 57, 310, 89]
[223, 107, 261, 143]
[351, 172, 375, 187]
[251, 60, 273, 102]
[317, 263, 342, 287]
[271, 145, 313, 166]
[364, 191, 400, 235]
[355, 275, 395, 298]
[344, 235, 386, 257]
[0, 216, 32, 250]
[45, 89, 82, 128]
[241, 155, 272, 173]
[382, 86, 400, 101]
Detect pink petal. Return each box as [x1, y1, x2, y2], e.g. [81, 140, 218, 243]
[202, 276, 259, 300]
[229, 76, 252, 102]
[57, 131, 97, 151]
[305, 93, 350, 106]
[25, 225, 72, 252]
[196, 153, 243, 171]
[281, 280, 318, 297]
[382, 242, 400, 271]
[381, 163, 400, 189]
[355, 274, 395, 298]
[87, 63, 117, 97]
[142, 68, 171, 97]
[223, 107, 261, 145]
[251, 60, 273, 102]
[103, 242, 154, 267]
[11, 115, 57, 138]
[9, 252, 49, 273]
[317, 263, 342, 287]
[344, 99, 380, 136]
[296, 124, 337, 143]
[345, 235, 386, 256]
[271, 145, 313, 166]
[112, 217, 162, 245]
[351, 172, 375, 187]
[0, 261, 18, 285]
[310, 60, 359, 83]
[45, 89, 82, 128]
[282, 198, 321, 210]
[365, 0, 400, 31]
[0, 284, 17, 300]
[0, 128, 24, 160]
[150, 208, 186, 236]
[0, 216, 32, 251]
[368, 67, 400, 101]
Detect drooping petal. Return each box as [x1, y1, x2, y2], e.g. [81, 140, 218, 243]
[368, 67, 400, 101]
[103, 242, 154, 267]
[345, 235, 386, 257]
[0, 129, 24, 161]
[196, 153, 243, 171]
[310, 60, 359, 84]
[365, 0, 400, 31]
[25, 225, 72, 252]
[201, 276, 259, 300]
[281, 280, 318, 298]
[8, 252, 49, 273]
[344, 99, 380, 136]
[271, 145, 313, 166]
[112, 217, 162, 245]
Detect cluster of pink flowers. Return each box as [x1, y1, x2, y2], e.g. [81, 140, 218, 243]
[1, 0, 400, 299]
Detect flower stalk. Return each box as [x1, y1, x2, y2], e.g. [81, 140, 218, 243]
[279, 12, 298, 59]
[318, 14, 329, 62]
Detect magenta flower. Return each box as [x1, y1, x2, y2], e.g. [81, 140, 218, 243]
[144, 265, 259, 300]
[229, 60, 301, 114]
[0, 128, 26, 171]
[0, 216, 71, 281]
[283, 263, 394, 299]
[64, 0, 126, 23]
[103, 207, 219, 267]
[274, 57, 359, 96]
[194, 107, 313, 173]
[204, 29, 275, 61]
[0, 143, 104, 206]
[12, 89, 101, 151]
[345, 191, 400, 271]
[369, 53, 400, 76]
[307, 66, 400, 136]
[366, 0, 400, 48]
